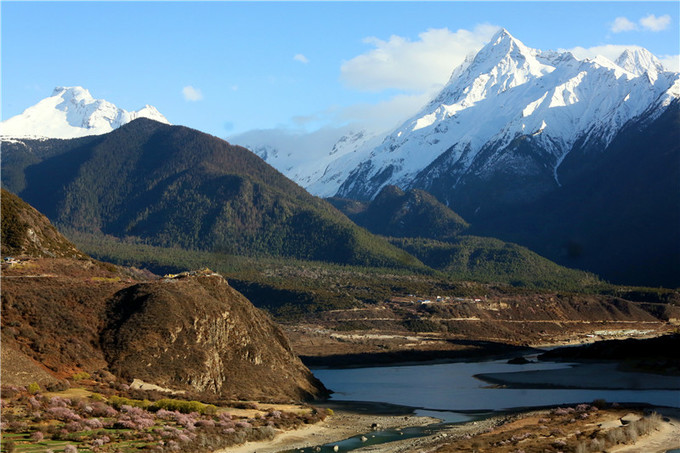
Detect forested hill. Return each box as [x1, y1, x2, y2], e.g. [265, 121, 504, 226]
[330, 186, 600, 289]
[329, 185, 469, 241]
[1, 119, 423, 269]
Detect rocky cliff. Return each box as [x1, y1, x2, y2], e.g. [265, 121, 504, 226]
[102, 271, 327, 401]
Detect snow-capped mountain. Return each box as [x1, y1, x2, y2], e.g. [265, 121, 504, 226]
[230, 126, 382, 197]
[0, 86, 170, 139]
[336, 28, 679, 201]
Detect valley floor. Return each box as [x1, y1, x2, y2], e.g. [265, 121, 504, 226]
[220, 409, 440, 453]
[221, 406, 680, 453]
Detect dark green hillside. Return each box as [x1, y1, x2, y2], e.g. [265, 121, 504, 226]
[390, 236, 600, 290]
[1, 135, 100, 194]
[329, 185, 598, 289]
[329, 185, 469, 240]
[453, 102, 680, 288]
[4, 119, 423, 269]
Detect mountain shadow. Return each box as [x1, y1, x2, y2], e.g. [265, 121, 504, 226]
[330, 186, 600, 289]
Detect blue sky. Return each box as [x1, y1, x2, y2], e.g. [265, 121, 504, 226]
[2, 1, 678, 137]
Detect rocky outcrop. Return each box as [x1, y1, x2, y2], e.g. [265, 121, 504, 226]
[101, 270, 328, 402]
[1, 190, 328, 402]
[1, 188, 87, 259]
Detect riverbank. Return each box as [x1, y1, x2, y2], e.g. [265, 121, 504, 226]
[215, 407, 441, 453]
[476, 361, 680, 390]
[216, 405, 680, 453]
[344, 406, 680, 453]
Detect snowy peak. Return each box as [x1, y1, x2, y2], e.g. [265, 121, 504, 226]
[334, 30, 679, 201]
[477, 28, 531, 63]
[431, 29, 554, 111]
[615, 48, 666, 77]
[52, 86, 94, 101]
[463, 28, 552, 86]
[1, 86, 170, 139]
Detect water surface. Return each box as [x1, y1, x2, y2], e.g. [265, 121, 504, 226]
[314, 358, 680, 416]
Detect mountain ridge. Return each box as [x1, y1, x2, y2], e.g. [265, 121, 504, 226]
[1, 118, 424, 270]
[335, 28, 679, 200]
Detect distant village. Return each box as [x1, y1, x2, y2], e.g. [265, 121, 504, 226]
[389, 295, 485, 305]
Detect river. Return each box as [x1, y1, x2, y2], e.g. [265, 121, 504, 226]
[284, 357, 679, 452]
[313, 357, 679, 420]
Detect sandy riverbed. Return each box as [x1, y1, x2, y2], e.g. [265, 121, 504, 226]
[218, 405, 680, 453]
[216, 410, 441, 453]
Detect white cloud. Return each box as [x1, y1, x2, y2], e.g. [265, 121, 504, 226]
[659, 54, 680, 72]
[609, 14, 672, 33]
[340, 24, 500, 93]
[294, 54, 309, 64]
[285, 89, 437, 134]
[639, 14, 671, 32]
[610, 16, 637, 33]
[182, 85, 203, 101]
[337, 91, 437, 133]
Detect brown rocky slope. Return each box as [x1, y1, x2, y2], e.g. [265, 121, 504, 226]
[102, 270, 326, 401]
[1, 189, 327, 401]
[1, 187, 87, 259]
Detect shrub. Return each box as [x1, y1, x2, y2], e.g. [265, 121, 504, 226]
[28, 396, 41, 409]
[27, 382, 41, 394]
[64, 445, 78, 453]
[84, 418, 103, 429]
[114, 405, 156, 430]
[155, 408, 177, 420]
[195, 419, 215, 428]
[71, 372, 91, 381]
[90, 402, 117, 417]
[49, 396, 70, 407]
[152, 398, 209, 414]
[248, 425, 276, 442]
[30, 431, 45, 442]
[108, 395, 151, 410]
[45, 380, 70, 392]
[65, 421, 84, 432]
[173, 412, 197, 429]
[178, 433, 192, 443]
[46, 407, 81, 421]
